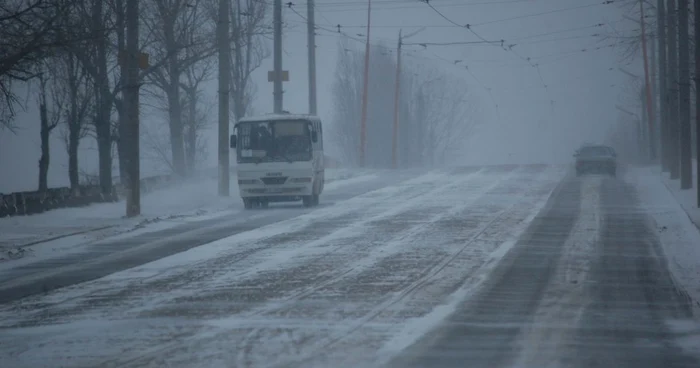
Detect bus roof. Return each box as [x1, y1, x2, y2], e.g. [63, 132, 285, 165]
[237, 113, 322, 124]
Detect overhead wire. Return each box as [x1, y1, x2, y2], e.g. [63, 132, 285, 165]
[419, 0, 556, 109]
[472, 1, 615, 27]
[282, 0, 622, 118]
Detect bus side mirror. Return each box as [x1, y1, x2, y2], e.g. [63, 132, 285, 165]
[311, 131, 318, 143]
[230, 134, 237, 148]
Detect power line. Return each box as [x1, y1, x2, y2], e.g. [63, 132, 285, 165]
[292, 0, 581, 13]
[473, 1, 615, 27]
[419, 0, 554, 105]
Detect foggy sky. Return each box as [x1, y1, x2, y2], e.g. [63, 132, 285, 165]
[0, 0, 636, 192]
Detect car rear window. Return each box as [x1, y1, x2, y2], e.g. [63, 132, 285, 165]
[579, 146, 612, 156]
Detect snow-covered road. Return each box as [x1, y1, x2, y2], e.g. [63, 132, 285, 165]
[1, 164, 700, 368]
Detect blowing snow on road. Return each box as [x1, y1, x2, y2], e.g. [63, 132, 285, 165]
[1, 165, 700, 368]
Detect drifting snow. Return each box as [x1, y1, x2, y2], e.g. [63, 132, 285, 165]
[631, 166, 700, 314]
[0, 165, 567, 368]
[0, 168, 376, 264]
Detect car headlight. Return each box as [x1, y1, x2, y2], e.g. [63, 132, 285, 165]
[290, 177, 312, 183]
[238, 179, 259, 185]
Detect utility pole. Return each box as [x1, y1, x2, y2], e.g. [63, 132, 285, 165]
[392, 29, 402, 169]
[218, 0, 231, 196]
[651, 24, 658, 155]
[695, 0, 700, 206]
[668, 0, 680, 179]
[307, 0, 317, 115]
[359, 0, 371, 167]
[678, 0, 692, 189]
[125, 0, 140, 217]
[641, 87, 649, 160]
[273, 0, 283, 113]
[640, 0, 656, 161]
[658, 0, 670, 172]
[232, 0, 244, 121]
[391, 27, 423, 169]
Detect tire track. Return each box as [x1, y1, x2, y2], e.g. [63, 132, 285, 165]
[273, 165, 563, 368]
[387, 172, 582, 368]
[88, 166, 510, 367]
[1, 169, 486, 329]
[128, 165, 560, 368]
[569, 178, 700, 368]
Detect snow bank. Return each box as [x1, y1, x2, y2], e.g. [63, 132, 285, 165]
[631, 166, 700, 313]
[659, 160, 700, 228]
[0, 168, 373, 262]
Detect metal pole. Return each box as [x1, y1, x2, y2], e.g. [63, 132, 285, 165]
[218, 0, 231, 196]
[678, 0, 692, 189]
[273, 0, 283, 113]
[668, 0, 680, 179]
[392, 30, 402, 169]
[641, 87, 649, 160]
[307, 0, 317, 115]
[359, 0, 371, 167]
[650, 13, 659, 160]
[125, 0, 140, 217]
[658, 0, 670, 172]
[640, 0, 656, 161]
[695, 0, 700, 206]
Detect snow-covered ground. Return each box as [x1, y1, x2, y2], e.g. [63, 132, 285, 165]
[0, 165, 566, 368]
[630, 165, 700, 315]
[659, 160, 700, 228]
[0, 168, 377, 263]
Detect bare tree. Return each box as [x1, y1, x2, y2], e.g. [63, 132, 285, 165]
[182, 55, 215, 173]
[330, 39, 364, 165]
[143, 0, 215, 178]
[229, 0, 269, 121]
[330, 38, 480, 168]
[0, 0, 73, 131]
[35, 62, 64, 192]
[52, 51, 94, 193]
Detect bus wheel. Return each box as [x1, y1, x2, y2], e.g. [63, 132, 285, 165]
[302, 196, 313, 208]
[260, 198, 269, 208]
[243, 198, 253, 210]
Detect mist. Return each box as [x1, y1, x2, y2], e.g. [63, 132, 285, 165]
[0, 0, 634, 193]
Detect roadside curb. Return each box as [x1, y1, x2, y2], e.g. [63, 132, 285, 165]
[660, 177, 700, 232]
[15, 225, 117, 248]
[648, 174, 700, 318]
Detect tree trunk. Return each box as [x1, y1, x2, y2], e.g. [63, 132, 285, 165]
[68, 126, 79, 193]
[117, 108, 129, 184]
[38, 97, 50, 193]
[115, 0, 128, 185]
[94, 0, 113, 198]
[68, 77, 80, 193]
[186, 89, 197, 174]
[164, 17, 186, 178]
[167, 84, 186, 177]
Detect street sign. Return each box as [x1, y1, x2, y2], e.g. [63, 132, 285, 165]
[268, 70, 289, 82]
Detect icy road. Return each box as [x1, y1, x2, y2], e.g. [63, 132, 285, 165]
[1, 164, 700, 368]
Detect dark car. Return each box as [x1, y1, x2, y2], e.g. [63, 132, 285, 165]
[574, 144, 617, 177]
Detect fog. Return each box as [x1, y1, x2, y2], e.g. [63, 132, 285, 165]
[0, 0, 634, 193]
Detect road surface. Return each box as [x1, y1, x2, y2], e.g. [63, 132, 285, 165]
[0, 164, 698, 368]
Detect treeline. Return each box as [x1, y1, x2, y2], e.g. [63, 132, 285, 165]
[1, 0, 270, 198]
[330, 38, 481, 168]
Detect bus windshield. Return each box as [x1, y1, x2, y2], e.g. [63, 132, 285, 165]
[236, 120, 313, 163]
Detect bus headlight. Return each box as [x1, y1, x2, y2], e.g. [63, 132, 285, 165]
[290, 177, 312, 183]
